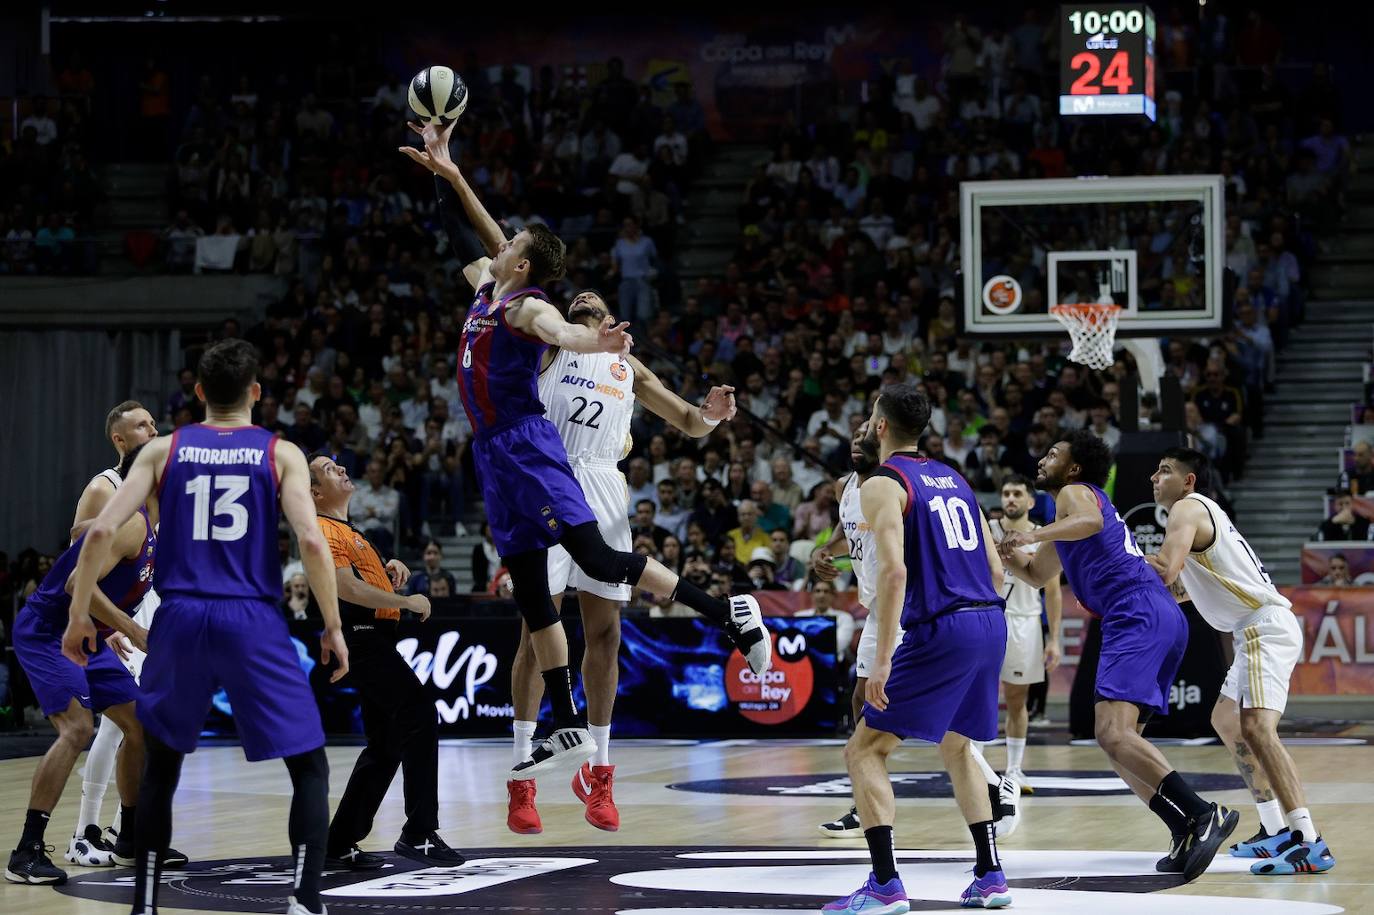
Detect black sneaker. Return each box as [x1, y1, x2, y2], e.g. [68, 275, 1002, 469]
[1181, 804, 1240, 882]
[326, 845, 386, 870]
[394, 832, 464, 866]
[1156, 832, 1187, 873]
[818, 805, 862, 838]
[6, 840, 68, 885]
[111, 839, 189, 868]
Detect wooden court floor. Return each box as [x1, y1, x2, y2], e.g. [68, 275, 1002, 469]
[0, 731, 1368, 914]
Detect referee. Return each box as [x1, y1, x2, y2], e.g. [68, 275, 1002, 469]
[307, 452, 464, 868]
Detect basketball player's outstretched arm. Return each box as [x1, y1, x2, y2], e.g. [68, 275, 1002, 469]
[627, 353, 735, 438]
[277, 440, 349, 682]
[1147, 497, 1209, 585]
[513, 299, 633, 356]
[65, 437, 170, 661]
[860, 475, 908, 710]
[399, 121, 502, 286]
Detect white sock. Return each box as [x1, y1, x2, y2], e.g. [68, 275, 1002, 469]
[513, 720, 537, 768]
[590, 724, 611, 767]
[1006, 737, 1026, 772]
[1286, 807, 1317, 843]
[78, 715, 124, 833]
[1257, 798, 1286, 835]
[970, 741, 999, 786]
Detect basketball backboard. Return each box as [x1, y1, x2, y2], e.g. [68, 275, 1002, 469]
[961, 175, 1226, 338]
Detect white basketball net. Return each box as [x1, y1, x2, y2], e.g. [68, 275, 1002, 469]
[1050, 304, 1122, 371]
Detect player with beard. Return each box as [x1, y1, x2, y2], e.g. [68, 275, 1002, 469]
[506, 288, 738, 834]
[999, 430, 1237, 883]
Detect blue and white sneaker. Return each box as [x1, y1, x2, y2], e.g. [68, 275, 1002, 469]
[821, 872, 909, 914]
[1251, 837, 1335, 876]
[960, 868, 1012, 908]
[1230, 826, 1291, 858]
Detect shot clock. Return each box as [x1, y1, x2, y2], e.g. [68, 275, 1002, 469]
[1059, 3, 1157, 120]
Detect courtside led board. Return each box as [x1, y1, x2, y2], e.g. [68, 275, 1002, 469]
[1059, 3, 1157, 120]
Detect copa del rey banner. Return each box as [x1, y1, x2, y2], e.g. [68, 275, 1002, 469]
[753, 586, 1374, 697]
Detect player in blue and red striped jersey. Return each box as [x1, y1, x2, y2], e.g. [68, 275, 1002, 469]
[66, 339, 348, 915]
[999, 429, 1238, 884]
[401, 121, 770, 780]
[5, 446, 153, 887]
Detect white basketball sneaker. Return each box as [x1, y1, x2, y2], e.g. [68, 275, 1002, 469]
[725, 594, 772, 674]
[287, 896, 326, 915]
[510, 727, 596, 780]
[993, 772, 1022, 839]
[66, 825, 115, 867]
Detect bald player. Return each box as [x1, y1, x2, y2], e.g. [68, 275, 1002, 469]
[65, 403, 185, 870]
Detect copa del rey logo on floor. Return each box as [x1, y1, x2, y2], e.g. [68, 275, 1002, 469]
[725, 631, 814, 725]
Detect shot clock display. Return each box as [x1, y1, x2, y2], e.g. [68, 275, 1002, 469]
[1059, 3, 1157, 120]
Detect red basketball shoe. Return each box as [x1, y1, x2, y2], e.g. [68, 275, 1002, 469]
[506, 779, 542, 834]
[571, 763, 620, 832]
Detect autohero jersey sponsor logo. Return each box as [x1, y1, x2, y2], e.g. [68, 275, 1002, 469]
[559, 374, 626, 400]
[724, 630, 814, 725]
[176, 447, 265, 465]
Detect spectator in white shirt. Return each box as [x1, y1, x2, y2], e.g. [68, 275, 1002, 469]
[1087, 399, 1121, 451]
[1002, 76, 1041, 131]
[858, 198, 895, 249]
[806, 145, 842, 192]
[960, 87, 1001, 123]
[371, 75, 407, 113]
[609, 143, 651, 210]
[900, 77, 942, 131]
[429, 356, 460, 413]
[653, 116, 689, 167]
[766, 142, 802, 185]
[626, 458, 657, 514]
[794, 581, 855, 662]
[20, 98, 58, 146]
[349, 459, 400, 555]
[807, 391, 853, 450]
[792, 438, 829, 497]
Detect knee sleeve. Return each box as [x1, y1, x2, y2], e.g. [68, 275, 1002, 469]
[561, 521, 648, 585]
[505, 550, 560, 632]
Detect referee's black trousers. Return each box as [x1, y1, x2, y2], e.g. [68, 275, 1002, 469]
[328, 624, 440, 850]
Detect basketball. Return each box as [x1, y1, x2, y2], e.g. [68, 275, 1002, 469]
[407, 65, 468, 126]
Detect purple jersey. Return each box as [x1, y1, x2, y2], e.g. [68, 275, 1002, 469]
[27, 511, 155, 626]
[155, 423, 281, 603]
[879, 454, 1005, 628]
[458, 281, 551, 438]
[1055, 483, 1169, 615]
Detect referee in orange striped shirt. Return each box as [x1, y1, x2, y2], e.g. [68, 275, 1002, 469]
[307, 452, 464, 868]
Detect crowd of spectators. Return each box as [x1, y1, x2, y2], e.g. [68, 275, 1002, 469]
[1, 11, 1357, 607]
[0, 53, 104, 274]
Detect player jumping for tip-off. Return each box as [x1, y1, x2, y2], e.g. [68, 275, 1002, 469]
[401, 119, 769, 780]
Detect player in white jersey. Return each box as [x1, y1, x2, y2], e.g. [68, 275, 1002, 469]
[1150, 448, 1335, 876]
[813, 425, 1018, 839]
[989, 476, 1062, 796]
[63, 402, 185, 869]
[506, 289, 738, 834]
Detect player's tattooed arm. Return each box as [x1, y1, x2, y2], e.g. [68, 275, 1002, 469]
[628, 353, 734, 438]
[1148, 497, 1205, 586]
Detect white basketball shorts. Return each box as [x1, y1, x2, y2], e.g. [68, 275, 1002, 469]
[120, 588, 160, 681]
[1000, 613, 1045, 685]
[855, 611, 900, 678]
[547, 467, 632, 602]
[1220, 606, 1303, 712]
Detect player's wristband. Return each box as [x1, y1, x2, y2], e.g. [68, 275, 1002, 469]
[701, 411, 721, 428]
